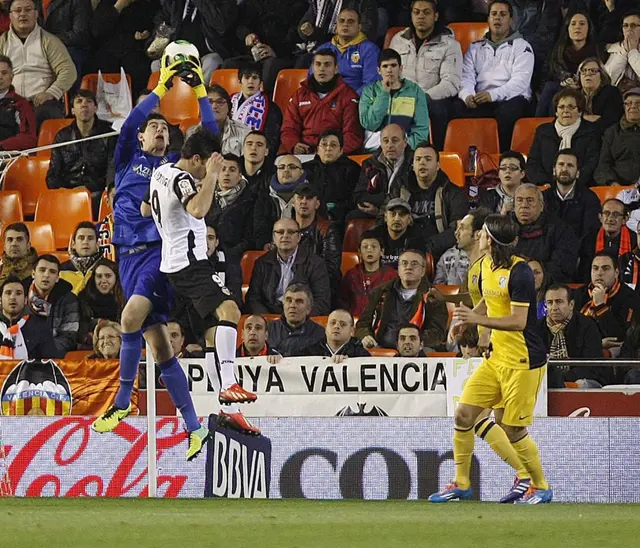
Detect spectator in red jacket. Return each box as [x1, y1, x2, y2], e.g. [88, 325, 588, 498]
[0, 54, 35, 151]
[281, 48, 363, 155]
[339, 230, 397, 317]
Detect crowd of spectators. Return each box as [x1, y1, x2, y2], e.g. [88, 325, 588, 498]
[0, 0, 640, 387]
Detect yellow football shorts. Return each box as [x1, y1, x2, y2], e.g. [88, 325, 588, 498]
[460, 358, 546, 427]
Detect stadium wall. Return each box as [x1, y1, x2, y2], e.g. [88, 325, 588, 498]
[1, 416, 639, 502]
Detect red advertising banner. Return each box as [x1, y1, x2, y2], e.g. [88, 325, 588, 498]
[548, 389, 640, 417]
[0, 359, 139, 417]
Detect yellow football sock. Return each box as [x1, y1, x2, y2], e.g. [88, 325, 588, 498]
[453, 425, 475, 489]
[511, 434, 549, 490]
[475, 417, 530, 480]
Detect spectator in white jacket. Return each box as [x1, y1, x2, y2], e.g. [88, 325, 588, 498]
[389, 0, 462, 149]
[452, 0, 534, 152]
[605, 10, 640, 94]
[0, 0, 76, 129]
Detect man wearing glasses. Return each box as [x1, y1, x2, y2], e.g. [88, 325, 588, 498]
[252, 154, 308, 249]
[590, 198, 636, 261]
[595, 87, 640, 186]
[0, 0, 76, 129]
[356, 248, 447, 352]
[245, 218, 331, 315]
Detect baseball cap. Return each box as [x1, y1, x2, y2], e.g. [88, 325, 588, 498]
[623, 88, 640, 100]
[293, 182, 320, 198]
[386, 198, 411, 213]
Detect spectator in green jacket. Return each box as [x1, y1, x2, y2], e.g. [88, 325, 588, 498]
[359, 48, 430, 152]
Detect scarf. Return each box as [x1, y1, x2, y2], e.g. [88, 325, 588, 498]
[546, 316, 570, 359]
[312, 0, 342, 33]
[214, 179, 247, 209]
[309, 74, 339, 95]
[70, 249, 102, 275]
[28, 282, 52, 317]
[0, 316, 28, 360]
[0, 249, 37, 281]
[331, 31, 366, 53]
[554, 118, 581, 149]
[581, 279, 621, 317]
[97, 214, 115, 262]
[595, 225, 632, 257]
[620, 116, 640, 131]
[270, 172, 307, 198]
[231, 91, 269, 132]
[583, 86, 601, 115]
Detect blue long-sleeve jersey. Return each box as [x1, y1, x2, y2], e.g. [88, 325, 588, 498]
[112, 91, 218, 250]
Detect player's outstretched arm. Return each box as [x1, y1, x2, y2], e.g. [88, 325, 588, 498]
[185, 152, 223, 219]
[181, 61, 220, 137]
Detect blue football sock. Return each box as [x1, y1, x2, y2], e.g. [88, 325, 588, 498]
[159, 356, 200, 432]
[114, 330, 143, 409]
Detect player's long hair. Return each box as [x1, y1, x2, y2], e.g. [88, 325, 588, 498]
[484, 214, 519, 269]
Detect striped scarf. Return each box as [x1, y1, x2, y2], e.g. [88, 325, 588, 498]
[0, 316, 28, 359]
[596, 225, 632, 257]
[580, 279, 621, 317]
[546, 316, 570, 359]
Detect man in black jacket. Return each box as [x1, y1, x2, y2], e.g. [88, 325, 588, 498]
[541, 283, 608, 388]
[241, 130, 273, 198]
[391, 142, 468, 261]
[36, 0, 91, 85]
[293, 183, 342, 305]
[352, 124, 412, 219]
[513, 183, 579, 282]
[46, 89, 115, 215]
[575, 251, 640, 352]
[0, 275, 58, 359]
[542, 149, 601, 281]
[303, 129, 361, 227]
[302, 309, 370, 361]
[267, 284, 326, 357]
[245, 218, 331, 315]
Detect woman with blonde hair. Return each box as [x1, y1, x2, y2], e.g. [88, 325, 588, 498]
[90, 320, 122, 359]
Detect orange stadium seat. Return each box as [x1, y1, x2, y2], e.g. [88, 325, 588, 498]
[147, 71, 199, 124]
[591, 185, 633, 205]
[98, 189, 112, 220]
[479, 152, 501, 174]
[343, 218, 376, 252]
[37, 119, 73, 156]
[50, 251, 70, 263]
[383, 26, 404, 48]
[3, 156, 50, 217]
[0, 191, 24, 222]
[439, 152, 465, 187]
[312, 316, 329, 328]
[510, 117, 554, 155]
[0, 221, 57, 255]
[369, 347, 398, 357]
[424, 252, 434, 281]
[349, 154, 371, 166]
[35, 189, 92, 249]
[80, 72, 132, 96]
[436, 285, 461, 329]
[272, 69, 308, 113]
[341, 251, 360, 277]
[209, 68, 242, 95]
[240, 250, 268, 298]
[449, 22, 489, 54]
[444, 118, 499, 172]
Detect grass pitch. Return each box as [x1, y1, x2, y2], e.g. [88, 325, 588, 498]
[1, 498, 638, 548]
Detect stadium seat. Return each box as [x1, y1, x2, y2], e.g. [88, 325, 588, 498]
[0, 191, 24, 222]
[98, 189, 112, 220]
[81, 72, 132, 94]
[341, 251, 360, 277]
[449, 22, 489, 54]
[369, 347, 398, 357]
[3, 156, 50, 217]
[343, 218, 376, 252]
[50, 251, 70, 263]
[35, 189, 92, 249]
[349, 154, 371, 166]
[272, 69, 308, 113]
[591, 185, 633, 205]
[240, 250, 268, 297]
[383, 26, 404, 48]
[425, 252, 434, 281]
[312, 316, 329, 328]
[479, 153, 501, 174]
[1, 221, 56, 254]
[435, 284, 460, 296]
[439, 152, 465, 188]
[510, 117, 554, 155]
[37, 118, 73, 158]
[209, 69, 242, 95]
[147, 71, 199, 124]
[443, 118, 499, 172]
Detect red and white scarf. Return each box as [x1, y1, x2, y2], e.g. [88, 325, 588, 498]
[231, 91, 269, 132]
[0, 316, 28, 360]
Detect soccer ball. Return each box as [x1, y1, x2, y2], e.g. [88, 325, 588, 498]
[161, 40, 201, 72]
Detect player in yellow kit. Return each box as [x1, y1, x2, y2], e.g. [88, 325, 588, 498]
[429, 214, 552, 504]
